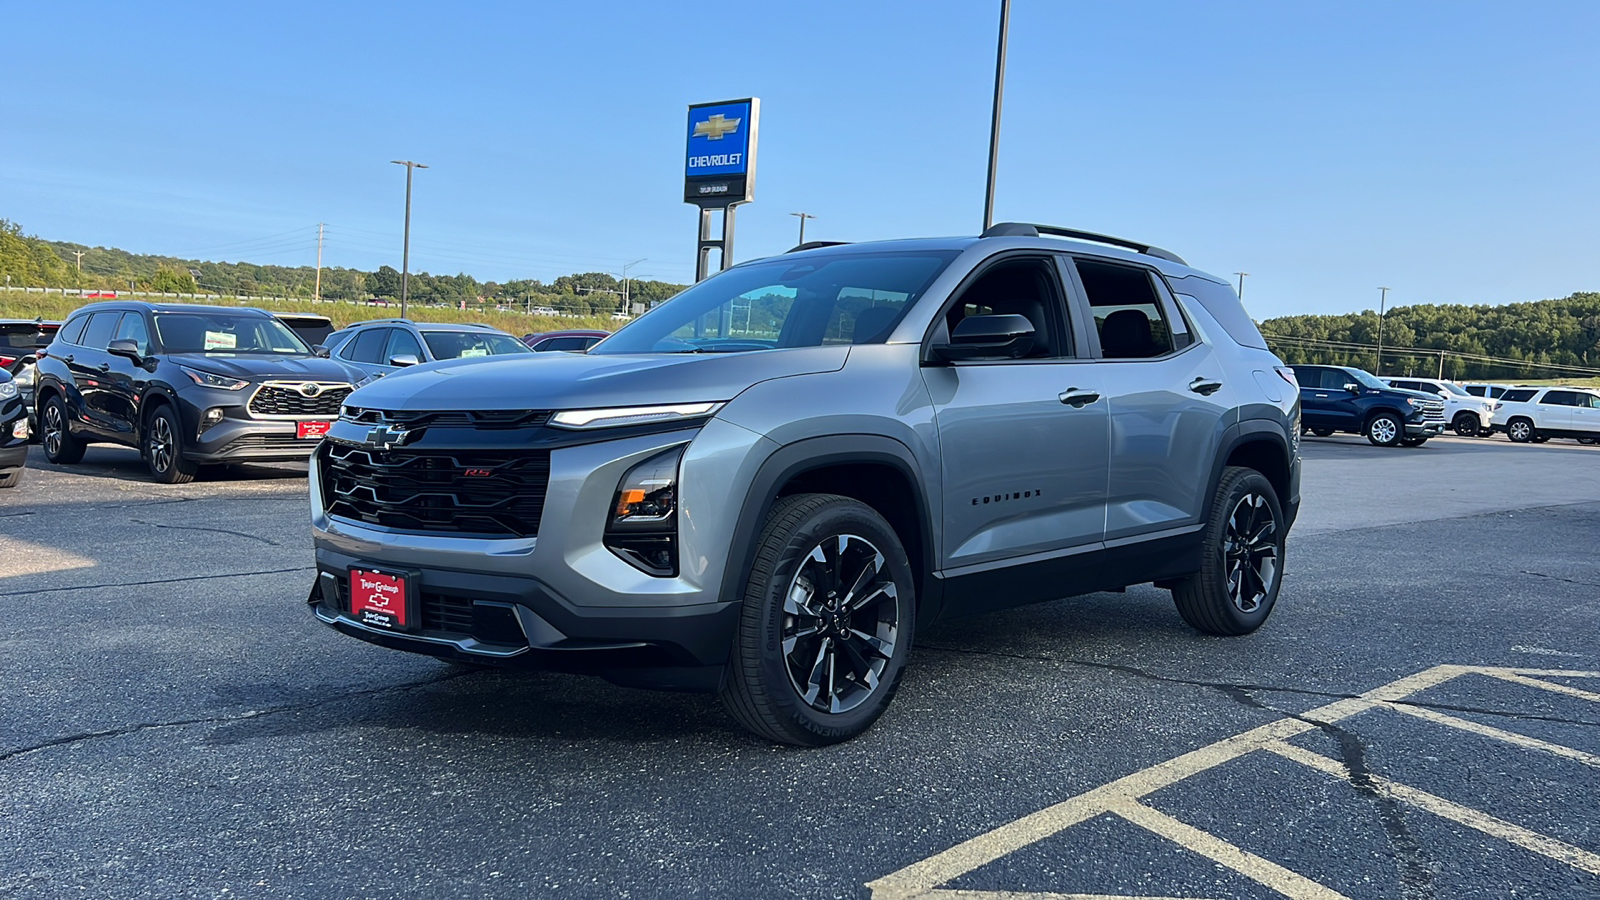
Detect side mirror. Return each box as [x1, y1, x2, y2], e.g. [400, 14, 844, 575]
[930, 314, 1037, 362]
[388, 354, 420, 368]
[107, 339, 143, 364]
[1344, 383, 1361, 393]
[312, 344, 331, 358]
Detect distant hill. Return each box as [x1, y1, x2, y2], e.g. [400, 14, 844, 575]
[0, 218, 684, 316]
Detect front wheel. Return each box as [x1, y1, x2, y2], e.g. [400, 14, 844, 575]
[145, 406, 198, 484]
[1452, 413, 1479, 437]
[40, 395, 86, 465]
[1507, 418, 1535, 443]
[1366, 413, 1403, 447]
[720, 493, 915, 746]
[1171, 467, 1285, 636]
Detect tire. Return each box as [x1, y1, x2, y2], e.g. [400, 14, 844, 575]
[1400, 437, 1428, 447]
[145, 405, 198, 484]
[1310, 428, 1335, 438]
[1532, 435, 1550, 444]
[1579, 437, 1597, 445]
[1365, 412, 1403, 447]
[1171, 467, 1286, 636]
[0, 469, 20, 489]
[40, 395, 86, 465]
[1507, 418, 1535, 443]
[719, 493, 916, 746]
[1452, 413, 1479, 437]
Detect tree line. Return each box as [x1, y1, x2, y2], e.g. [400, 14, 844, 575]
[0, 218, 684, 315]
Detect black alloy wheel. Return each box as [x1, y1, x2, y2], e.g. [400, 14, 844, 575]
[1507, 418, 1535, 443]
[41, 395, 86, 464]
[1452, 413, 1479, 437]
[721, 493, 915, 746]
[1171, 467, 1285, 636]
[146, 406, 198, 484]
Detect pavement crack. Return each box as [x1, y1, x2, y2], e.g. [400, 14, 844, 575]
[0, 671, 473, 765]
[0, 511, 36, 519]
[130, 518, 281, 546]
[0, 565, 312, 598]
[1519, 570, 1600, 589]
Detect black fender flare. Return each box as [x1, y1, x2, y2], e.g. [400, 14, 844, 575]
[717, 434, 939, 618]
[1201, 418, 1293, 525]
[31, 376, 81, 434]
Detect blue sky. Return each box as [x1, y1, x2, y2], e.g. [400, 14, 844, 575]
[3, 0, 1596, 318]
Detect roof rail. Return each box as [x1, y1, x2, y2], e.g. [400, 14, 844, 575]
[980, 222, 1187, 266]
[352, 317, 414, 326]
[787, 241, 851, 253]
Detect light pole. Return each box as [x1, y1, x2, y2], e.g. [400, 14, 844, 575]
[1375, 286, 1390, 375]
[390, 160, 428, 319]
[621, 258, 647, 313]
[789, 212, 817, 245]
[982, 0, 1011, 231]
[1233, 272, 1249, 300]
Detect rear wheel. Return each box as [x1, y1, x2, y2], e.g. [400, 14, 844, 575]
[1171, 467, 1285, 636]
[40, 395, 86, 465]
[1452, 413, 1479, 437]
[1366, 413, 1403, 447]
[720, 493, 915, 746]
[1400, 437, 1428, 447]
[145, 406, 198, 484]
[1507, 418, 1535, 443]
[0, 469, 20, 489]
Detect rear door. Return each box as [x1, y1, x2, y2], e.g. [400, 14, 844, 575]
[70, 311, 123, 439]
[1570, 393, 1600, 436]
[336, 327, 392, 379]
[1538, 390, 1579, 431]
[1063, 256, 1234, 547]
[1295, 367, 1338, 428]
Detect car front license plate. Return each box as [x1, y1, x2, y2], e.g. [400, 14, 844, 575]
[297, 420, 331, 439]
[349, 568, 416, 632]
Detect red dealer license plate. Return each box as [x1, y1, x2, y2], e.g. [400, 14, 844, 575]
[297, 420, 331, 439]
[349, 568, 416, 632]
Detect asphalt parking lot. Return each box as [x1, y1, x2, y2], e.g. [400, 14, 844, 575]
[2, 435, 1598, 899]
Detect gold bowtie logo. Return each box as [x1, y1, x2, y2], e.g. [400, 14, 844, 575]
[693, 114, 741, 140]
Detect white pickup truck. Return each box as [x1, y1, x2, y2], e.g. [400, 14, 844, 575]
[1384, 377, 1498, 437]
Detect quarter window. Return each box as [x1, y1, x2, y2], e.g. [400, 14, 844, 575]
[343, 328, 390, 364]
[1074, 259, 1176, 359]
[58, 314, 90, 346]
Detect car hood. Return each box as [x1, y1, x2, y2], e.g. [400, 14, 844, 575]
[346, 346, 851, 411]
[168, 354, 363, 383]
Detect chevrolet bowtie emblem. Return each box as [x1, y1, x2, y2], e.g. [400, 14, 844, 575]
[693, 114, 741, 141]
[364, 424, 412, 450]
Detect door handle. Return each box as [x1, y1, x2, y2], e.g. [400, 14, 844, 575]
[99, 362, 111, 372]
[1189, 377, 1223, 396]
[1059, 388, 1101, 408]
[1314, 393, 1329, 398]
[62, 354, 74, 364]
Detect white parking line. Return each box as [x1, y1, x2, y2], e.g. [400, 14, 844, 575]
[868, 665, 1600, 900]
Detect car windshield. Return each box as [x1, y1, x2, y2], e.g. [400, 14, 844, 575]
[590, 251, 959, 355]
[153, 313, 310, 355]
[421, 331, 532, 360]
[1439, 382, 1469, 396]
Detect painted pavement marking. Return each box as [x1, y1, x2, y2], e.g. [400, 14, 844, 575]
[867, 665, 1600, 900]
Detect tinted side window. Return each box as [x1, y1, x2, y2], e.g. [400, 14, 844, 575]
[1501, 388, 1538, 403]
[1389, 380, 1416, 391]
[343, 328, 390, 364]
[1543, 391, 1578, 407]
[58, 314, 90, 346]
[1464, 385, 1485, 396]
[540, 336, 587, 351]
[940, 257, 1068, 359]
[80, 312, 121, 350]
[1075, 259, 1174, 359]
[114, 313, 153, 356]
[1489, 386, 1509, 398]
[385, 328, 424, 362]
[1294, 367, 1321, 388]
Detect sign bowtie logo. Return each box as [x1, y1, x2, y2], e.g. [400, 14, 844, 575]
[693, 114, 741, 140]
[364, 424, 412, 450]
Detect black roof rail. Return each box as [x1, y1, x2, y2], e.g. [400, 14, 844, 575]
[351, 317, 414, 326]
[787, 241, 851, 253]
[980, 222, 1186, 266]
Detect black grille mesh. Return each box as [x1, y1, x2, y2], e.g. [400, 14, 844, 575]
[251, 385, 350, 417]
[320, 443, 550, 537]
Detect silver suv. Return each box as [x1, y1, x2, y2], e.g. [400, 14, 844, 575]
[307, 224, 1303, 745]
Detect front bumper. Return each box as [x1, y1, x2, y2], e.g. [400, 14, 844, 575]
[1405, 419, 1445, 437]
[310, 546, 739, 689]
[187, 417, 328, 463]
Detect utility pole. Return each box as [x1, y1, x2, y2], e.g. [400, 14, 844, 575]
[621, 258, 646, 313]
[390, 160, 428, 319]
[1439, 349, 1445, 380]
[71, 249, 85, 287]
[982, 0, 1011, 231]
[1233, 272, 1248, 300]
[1375, 286, 1390, 375]
[789, 212, 817, 245]
[314, 223, 325, 303]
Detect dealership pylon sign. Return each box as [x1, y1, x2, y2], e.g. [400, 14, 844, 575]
[684, 98, 759, 281]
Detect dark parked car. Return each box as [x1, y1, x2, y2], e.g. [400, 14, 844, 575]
[1293, 364, 1446, 446]
[2, 319, 62, 436]
[326, 319, 533, 381]
[33, 302, 369, 483]
[0, 368, 26, 488]
[522, 329, 609, 352]
[274, 312, 337, 348]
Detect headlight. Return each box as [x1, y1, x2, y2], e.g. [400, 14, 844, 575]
[551, 402, 723, 430]
[605, 445, 685, 576]
[1405, 397, 1422, 406]
[181, 367, 250, 391]
[0, 381, 16, 401]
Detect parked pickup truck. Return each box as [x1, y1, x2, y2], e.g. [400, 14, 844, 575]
[1293, 364, 1446, 446]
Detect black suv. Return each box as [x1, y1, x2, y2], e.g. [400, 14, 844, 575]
[0, 368, 26, 488]
[1293, 364, 1446, 446]
[34, 302, 368, 483]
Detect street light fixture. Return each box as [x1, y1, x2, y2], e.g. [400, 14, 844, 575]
[621, 258, 647, 313]
[390, 160, 428, 319]
[789, 212, 817, 245]
[1233, 272, 1249, 300]
[1375, 286, 1390, 375]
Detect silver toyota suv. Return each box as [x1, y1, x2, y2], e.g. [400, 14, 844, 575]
[308, 223, 1303, 746]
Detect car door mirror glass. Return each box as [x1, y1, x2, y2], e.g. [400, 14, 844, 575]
[388, 354, 420, 368]
[931, 314, 1037, 362]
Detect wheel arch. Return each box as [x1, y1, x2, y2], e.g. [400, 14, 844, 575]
[1201, 420, 1293, 527]
[719, 435, 937, 620]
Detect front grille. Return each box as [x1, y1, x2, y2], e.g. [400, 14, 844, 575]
[1421, 400, 1446, 422]
[250, 384, 351, 418]
[320, 443, 550, 537]
[343, 408, 551, 430]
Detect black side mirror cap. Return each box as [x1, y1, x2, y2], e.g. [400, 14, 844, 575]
[107, 339, 143, 364]
[313, 345, 331, 358]
[929, 314, 1037, 362]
